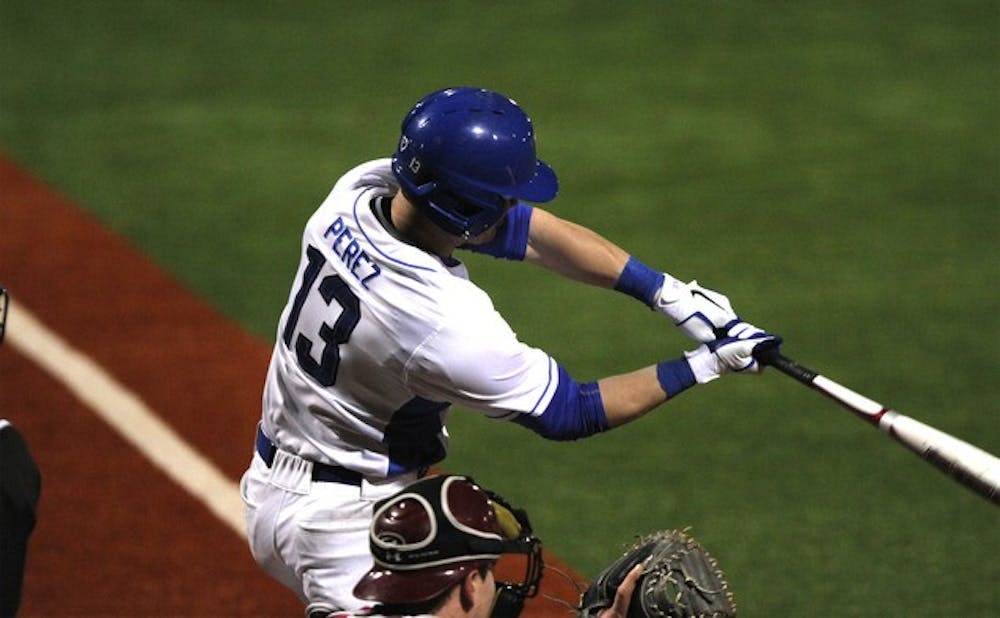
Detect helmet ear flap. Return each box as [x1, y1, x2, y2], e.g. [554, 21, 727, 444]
[402, 175, 507, 238]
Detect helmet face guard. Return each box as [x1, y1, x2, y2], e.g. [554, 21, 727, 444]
[481, 489, 543, 617]
[396, 160, 515, 238]
[392, 87, 558, 238]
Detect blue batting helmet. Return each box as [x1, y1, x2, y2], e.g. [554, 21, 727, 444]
[391, 87, 559, 238]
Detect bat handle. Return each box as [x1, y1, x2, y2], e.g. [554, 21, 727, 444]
[752, 344, 818, 385]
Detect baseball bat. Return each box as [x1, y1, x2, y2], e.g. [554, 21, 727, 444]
[754, 345, 1000, 506]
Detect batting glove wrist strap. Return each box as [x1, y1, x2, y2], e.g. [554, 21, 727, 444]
[684, 345, 723, 384]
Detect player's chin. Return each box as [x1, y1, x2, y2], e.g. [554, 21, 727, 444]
[465, 226, 498, 246]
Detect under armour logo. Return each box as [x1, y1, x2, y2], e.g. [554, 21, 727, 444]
[383, 550, 403, 563]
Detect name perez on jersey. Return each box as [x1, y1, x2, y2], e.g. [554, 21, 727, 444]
[323, 216, 382, 288]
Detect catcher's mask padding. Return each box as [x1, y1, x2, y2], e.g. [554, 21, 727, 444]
[353, 474, 542, 608]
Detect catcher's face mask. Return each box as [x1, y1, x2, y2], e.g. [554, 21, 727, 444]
[353, 474, 543, 616]
[484, 488, 543, 618]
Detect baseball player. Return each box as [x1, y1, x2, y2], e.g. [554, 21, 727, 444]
[328, 473, 643, 618]
[240, 87, 780, 614]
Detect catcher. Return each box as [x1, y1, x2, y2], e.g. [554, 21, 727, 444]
[332, 473, 644, 618]
[579, 530, 737, 618]
[331, 472, 732, 618]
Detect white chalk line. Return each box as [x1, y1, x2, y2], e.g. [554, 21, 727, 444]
[5, 301, 248, 539]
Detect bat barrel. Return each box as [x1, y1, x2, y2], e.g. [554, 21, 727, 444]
[879, 411, 1000, 506]
[757, 345, 1000, 506]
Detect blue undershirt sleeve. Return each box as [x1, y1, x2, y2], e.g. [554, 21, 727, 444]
[512, 363, 608, 441]
[461, 204, 533, 261]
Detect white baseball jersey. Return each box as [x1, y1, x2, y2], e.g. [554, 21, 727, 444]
[261, 158, 559, 479]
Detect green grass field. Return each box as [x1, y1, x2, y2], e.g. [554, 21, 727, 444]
[2, 2, 997, 614]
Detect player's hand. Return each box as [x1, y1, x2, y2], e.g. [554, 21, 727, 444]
[722, 318, 766, 339]
[684, 329, 782, 383]
[654, 279, 738, 343]
[596, 562, 645, 618]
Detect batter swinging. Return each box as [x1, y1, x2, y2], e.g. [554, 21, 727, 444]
[240, 87, 779, 614]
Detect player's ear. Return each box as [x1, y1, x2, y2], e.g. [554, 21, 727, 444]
[458, 565, 489, 610]
[458, 570, 477, 610]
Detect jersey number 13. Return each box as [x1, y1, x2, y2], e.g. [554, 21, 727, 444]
[281, 245, 361, 387]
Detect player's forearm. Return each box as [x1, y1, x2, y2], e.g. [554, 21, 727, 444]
[598, 367, 666, 428]
[599, 359, 697, 428]
[514, 357, 698, 440]
[523, 208, 630, 288]
[521, 209, 669, 316]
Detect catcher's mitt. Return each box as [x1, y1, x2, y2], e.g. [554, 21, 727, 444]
[578, 529, 736, 618]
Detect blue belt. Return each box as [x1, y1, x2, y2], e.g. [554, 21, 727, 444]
[255, 426, 363, 486]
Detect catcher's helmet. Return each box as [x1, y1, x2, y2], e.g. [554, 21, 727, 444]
[354, 474, 542, 614]
[391, 87, 558, 238]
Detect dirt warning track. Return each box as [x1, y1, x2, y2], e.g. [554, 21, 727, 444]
[0, 154, 580, 616]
